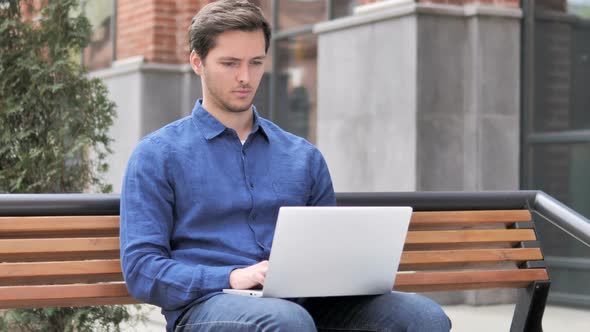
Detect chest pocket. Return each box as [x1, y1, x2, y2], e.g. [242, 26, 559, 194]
[272, 180, 310, 207]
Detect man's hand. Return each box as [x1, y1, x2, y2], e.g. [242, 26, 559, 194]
[229, 260, 268, 289]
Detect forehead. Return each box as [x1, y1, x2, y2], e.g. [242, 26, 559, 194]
[208, 29, 266, 59]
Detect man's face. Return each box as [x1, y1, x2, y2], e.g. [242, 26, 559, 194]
[192, 29, 266, 113]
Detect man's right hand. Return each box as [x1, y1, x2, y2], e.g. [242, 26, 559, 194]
[229, 260, 269, 290]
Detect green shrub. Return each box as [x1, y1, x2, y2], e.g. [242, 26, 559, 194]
[0, 0, 113, 193]
[0, 1, 144, 331]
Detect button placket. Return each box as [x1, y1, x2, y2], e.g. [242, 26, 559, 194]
[241, 144, 264, 252]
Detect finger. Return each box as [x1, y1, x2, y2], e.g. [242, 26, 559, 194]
[254, 272, 266, 285]
[258, 261, 269, 273]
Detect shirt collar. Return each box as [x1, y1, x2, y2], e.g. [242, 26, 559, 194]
[191, 99, 269, 142]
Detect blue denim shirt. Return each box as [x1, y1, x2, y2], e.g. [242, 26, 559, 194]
[120, 100, 336, 331]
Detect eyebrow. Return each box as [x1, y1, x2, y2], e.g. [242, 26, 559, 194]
[218, 56, 266, 61]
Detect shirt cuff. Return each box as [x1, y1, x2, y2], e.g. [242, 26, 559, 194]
[202, 265, 242, 290]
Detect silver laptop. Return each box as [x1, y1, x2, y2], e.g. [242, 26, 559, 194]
[223, 206, 412, 298]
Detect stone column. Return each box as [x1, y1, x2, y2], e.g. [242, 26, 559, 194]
[315, 0, 522, 194]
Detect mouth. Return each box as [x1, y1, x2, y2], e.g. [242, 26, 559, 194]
[232, 90, 252, 98]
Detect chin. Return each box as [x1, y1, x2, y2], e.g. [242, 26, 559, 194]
[228, 101, 253, 113]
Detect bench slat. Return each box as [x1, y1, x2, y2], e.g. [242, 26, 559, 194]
[394, 269, 549, 292]
[0, 260, 123, 286]
[410, 210, 531, 226]
[0, 216, 119, 238]
[1, 296, 141, 309]
[405, 229, 536, 244]
[0, 237, 119, 262]
[0, 283, 139, 309]
[400, 248, 543, 267]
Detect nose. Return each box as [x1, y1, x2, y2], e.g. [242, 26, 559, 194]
[237, 63, 250, 85]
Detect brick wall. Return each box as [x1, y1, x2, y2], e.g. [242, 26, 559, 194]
[115, 0, 524, 65]
[117, 0, 208, 64]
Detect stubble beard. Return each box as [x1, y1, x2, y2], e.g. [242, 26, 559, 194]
[206, 81, 254, 114]
[220, 98, 252, 113]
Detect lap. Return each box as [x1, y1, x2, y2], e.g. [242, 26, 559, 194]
[301, 292, 451, 332]
[175, 292, 450, 332]
[174, 294, 315, 332]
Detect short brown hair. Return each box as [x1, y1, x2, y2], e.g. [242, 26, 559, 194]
[188, 0, 271, 61]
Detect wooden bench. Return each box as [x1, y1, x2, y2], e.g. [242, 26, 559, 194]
[0, 192, 558, 331]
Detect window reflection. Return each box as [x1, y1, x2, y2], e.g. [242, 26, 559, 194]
[531, 143, 590, 251]
[532, 0, 590, 132]
[332, 0, 358, 18]
[279, 0, 327, 30]
[568, 0, 590, 17]
[275, 35, 318, 141]
[82, 0, 113, 70]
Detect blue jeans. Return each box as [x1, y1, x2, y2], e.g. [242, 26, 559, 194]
[174, 292, 451, 332]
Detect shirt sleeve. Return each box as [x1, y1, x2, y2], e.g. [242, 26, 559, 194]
[307, 148, 337, 207]
[120, 138, 237, 311]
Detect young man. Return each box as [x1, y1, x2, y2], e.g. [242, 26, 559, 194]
[120, 1, 451, 331]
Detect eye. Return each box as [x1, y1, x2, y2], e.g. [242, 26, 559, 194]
[221, 62, 238, 67]
[251, 60, 263, 66]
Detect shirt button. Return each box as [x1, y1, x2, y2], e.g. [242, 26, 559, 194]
[242, 150, 246, 155]
[249, 183, 254, 189]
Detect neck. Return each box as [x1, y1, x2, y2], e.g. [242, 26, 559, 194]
[202, 99, 254, 141]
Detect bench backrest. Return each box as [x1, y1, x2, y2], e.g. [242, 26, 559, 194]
[0, 215, 137, 308]
[0, 209, 549, 309]
[397, 210, 547, 292]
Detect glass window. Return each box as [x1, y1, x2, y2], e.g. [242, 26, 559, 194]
[537, 0, 567, 11]
[530, 144, 590, 253]
[525, 0, 590, 307]
[531, 144, 590, 212]
[331, 0, 359, 18]
[530, 143, 590, 300]
[275, 34, 318, 141]
[531, 8, 590, 132]
[83, 0, 113, 71]
[278, 0, 327, 30]
[253, 45, 274, 119]
[568, 0, 590, 17]
[570, 20, 590, 130]
[265, 0, 361, 141]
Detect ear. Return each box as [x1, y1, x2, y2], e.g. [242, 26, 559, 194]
[190, 50, 204, 76]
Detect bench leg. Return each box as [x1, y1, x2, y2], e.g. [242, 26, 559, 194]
[510, 280, 551, 332]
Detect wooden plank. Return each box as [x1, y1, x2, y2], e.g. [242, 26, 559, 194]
[0, 260, 124, 286]
[394, 269, 549, 292]
[400, 248, 543, 267]
[403, 242, 514, 251]
[0, 237, 119, 262]
[0, 296, 141, 309]
[0, 283, 139, 309]
[0, 216, 119, 238]
[405, 229, 537, 245]
[410, 210, 531, 226]
[396, 281, 534, 292]
[0, 282, 131, 301]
